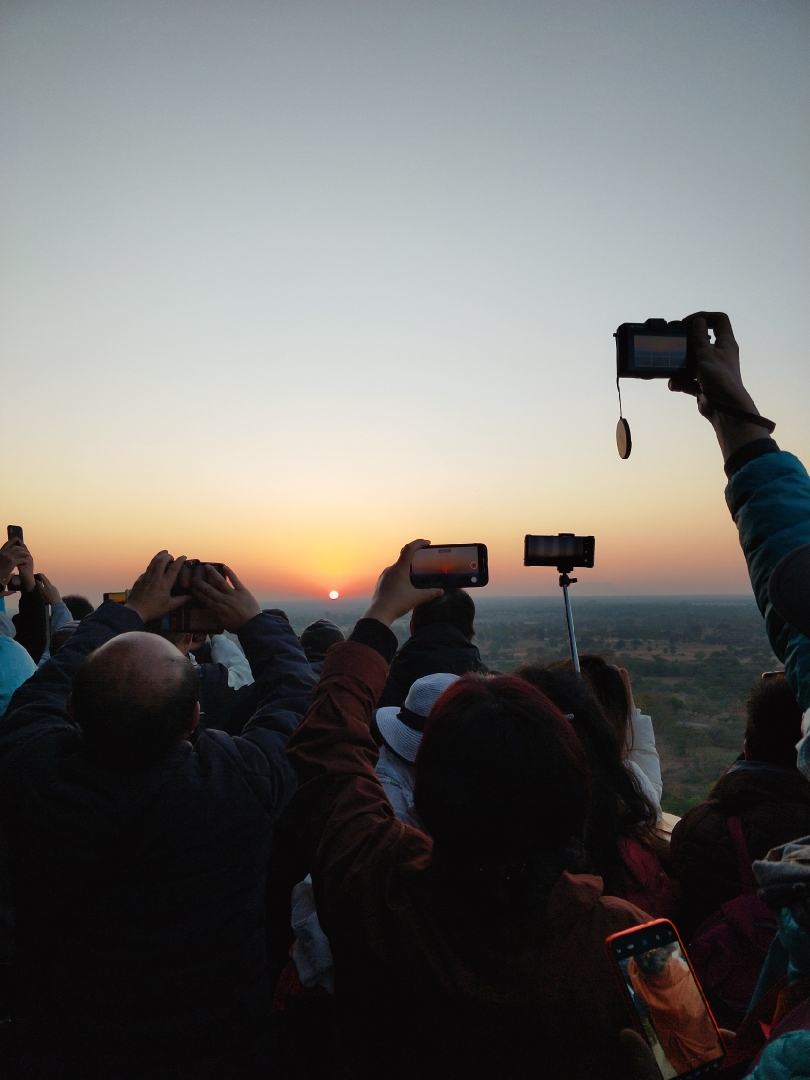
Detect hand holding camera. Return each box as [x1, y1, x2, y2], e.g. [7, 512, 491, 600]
[188, 564, 261, 632]
[125, 552, 192, 624]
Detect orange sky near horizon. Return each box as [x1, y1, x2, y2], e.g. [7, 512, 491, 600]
[1, 2, 807, 602]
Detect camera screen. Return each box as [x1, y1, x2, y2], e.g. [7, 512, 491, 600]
[630, 334, 688, 372]
[411, 546, 480, 576]
[611, 926, 723, 1079]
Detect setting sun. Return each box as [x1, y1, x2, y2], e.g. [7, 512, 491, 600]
[329, 590, 339, 600]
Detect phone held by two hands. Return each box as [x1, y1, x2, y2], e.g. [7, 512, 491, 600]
[606, 919, 726, 1080]
[409, 545, 488, 589]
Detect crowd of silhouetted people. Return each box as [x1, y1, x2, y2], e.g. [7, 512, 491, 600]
[0, 312, 808, 1079]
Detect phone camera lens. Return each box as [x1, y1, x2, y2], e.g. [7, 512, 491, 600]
[471, 576, 477, 583]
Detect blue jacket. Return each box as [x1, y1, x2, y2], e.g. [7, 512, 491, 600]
[726, 450, 810, 710]
[0, 600, 315, 1078]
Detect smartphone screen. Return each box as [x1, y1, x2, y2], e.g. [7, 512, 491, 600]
[607, 920, 724, 1080]
[7, 526, 24, 542]
[410, 544, 488, 589]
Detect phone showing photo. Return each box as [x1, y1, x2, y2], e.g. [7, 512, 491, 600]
[605, 919, 725, 1080]
[409, 544, 488, 589]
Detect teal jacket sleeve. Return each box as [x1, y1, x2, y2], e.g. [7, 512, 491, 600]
[725, 451, 810, 710]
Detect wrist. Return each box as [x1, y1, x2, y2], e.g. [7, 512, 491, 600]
[361, 603, 398, 628]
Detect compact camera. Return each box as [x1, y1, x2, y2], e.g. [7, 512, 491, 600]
[614, 319, 694, 380]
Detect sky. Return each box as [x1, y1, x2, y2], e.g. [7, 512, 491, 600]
[1, 0, 808, 603]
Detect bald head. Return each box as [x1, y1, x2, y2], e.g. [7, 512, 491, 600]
[72, 632, 199, 766]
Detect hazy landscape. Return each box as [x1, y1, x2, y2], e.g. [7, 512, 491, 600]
[269, 595, 779, 818]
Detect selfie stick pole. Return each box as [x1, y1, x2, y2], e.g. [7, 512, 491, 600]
[558, 569, 580, 673]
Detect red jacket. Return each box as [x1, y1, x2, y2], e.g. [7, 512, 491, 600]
[286, 639, 650, 1080]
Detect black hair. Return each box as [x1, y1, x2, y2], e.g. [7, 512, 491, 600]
[570, 654, 631, 752]
[62, 595, 95, 621]
[72, 650, 198, 768]
[514, 665, 659, 895]
[414, 674, 591, 912]
[745, 675, 804, 768]
[411, 589, 475, 640]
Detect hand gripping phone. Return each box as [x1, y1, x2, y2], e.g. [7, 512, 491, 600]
[606, 919, 725, 1080]
[409, 544, 488, 589]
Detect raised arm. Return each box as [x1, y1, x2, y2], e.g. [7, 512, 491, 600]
[670, 313, 810, 710]
[284, 542, 442, 904]
[0, 552, 190, 752]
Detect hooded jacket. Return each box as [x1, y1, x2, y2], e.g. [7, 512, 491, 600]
[671, 761, 810, 942]
[377, 623, 487, 709]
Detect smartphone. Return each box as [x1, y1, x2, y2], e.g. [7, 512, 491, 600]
[761, 669, 785, 682]
[7, 526, 24, 542]
[606, 919, 725, 1079]
[524, 534, 595, 568]
[615, 320, 694, 380]
[409, 545, 488, 589]
[5, 574, 21, 593]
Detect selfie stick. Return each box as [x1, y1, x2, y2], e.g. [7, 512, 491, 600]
[558, 567, 580, 673]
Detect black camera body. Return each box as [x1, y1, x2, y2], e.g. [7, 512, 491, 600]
[615, 319, 694, 380]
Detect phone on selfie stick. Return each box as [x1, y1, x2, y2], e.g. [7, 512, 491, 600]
[524, 534, 594, 673]
[606, 919, 726, 1079]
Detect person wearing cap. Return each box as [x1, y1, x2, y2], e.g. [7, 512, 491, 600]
[375, 672, 459, 829]
[669, 312, 810, 712]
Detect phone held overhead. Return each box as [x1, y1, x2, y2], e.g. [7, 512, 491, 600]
[524, 533, 594, 674]
[606, 918, 726, 1079]
[409, 545, 488, 590]
[7, 526, 24, 542]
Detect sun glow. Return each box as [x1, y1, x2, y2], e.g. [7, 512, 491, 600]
[329, 590, 339, 600]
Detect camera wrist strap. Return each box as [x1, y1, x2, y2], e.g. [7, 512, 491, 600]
[702, 399, 776, 433]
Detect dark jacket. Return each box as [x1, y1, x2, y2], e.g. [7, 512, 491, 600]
[377, 623, 487, 708]
[11, 588, 47, 665]
[671, 760, 810, 942]
[285, 634, 648, 1080]
[0, 600, 315, 1079]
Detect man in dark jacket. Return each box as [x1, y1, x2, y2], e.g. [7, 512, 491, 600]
[376, 589, 487, 708]
[0, 552, 315, 1079]
[671, 675, 810, 941]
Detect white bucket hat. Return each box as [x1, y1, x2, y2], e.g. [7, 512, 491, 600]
[375, 672, 460, 763]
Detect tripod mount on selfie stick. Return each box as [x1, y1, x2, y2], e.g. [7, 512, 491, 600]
[524, 533, 595, 675]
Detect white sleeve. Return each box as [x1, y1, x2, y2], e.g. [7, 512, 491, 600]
[626, 708, 663, 806]
[49, 602, 74, 633]
[209, 634, 254, 689]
